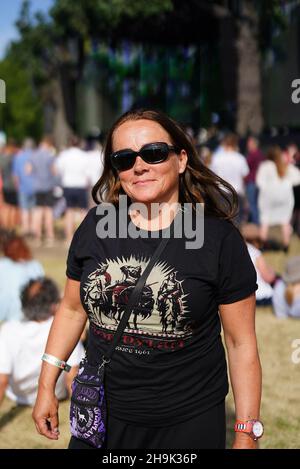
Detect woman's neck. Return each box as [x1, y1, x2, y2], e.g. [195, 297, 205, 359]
[129, 201, 181, 231]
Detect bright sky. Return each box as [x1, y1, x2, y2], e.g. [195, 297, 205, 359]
[0, 0, 54, 59]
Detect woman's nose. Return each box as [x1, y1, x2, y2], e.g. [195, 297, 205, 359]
[133, 155, 148, 171]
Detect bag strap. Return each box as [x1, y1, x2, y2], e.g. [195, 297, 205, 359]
[103, 235, 171, 362]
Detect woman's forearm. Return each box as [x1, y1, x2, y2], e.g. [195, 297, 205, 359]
[38, 303, 87, 391]
[227, 341, 262, 420]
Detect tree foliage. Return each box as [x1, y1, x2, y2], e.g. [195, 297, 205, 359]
[0, 0, 295, 140]
[49, 0, 173, 37]
[0, 55, 42, 142]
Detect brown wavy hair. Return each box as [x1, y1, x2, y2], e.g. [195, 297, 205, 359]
[266, 145, 287, 178]
[3, 236, 32, 262]
[92, 109, 238, 219]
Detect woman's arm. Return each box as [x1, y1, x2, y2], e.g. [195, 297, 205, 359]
[255, 254, 277, 284]
[219, 293, 262, 449]
[32, 278, 87, 440]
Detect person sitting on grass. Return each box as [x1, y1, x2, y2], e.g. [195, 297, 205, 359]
[0, 235, 44, 321]
[0, 277, 85, 407]
[272, 256, 300, 319]
[241, 223, 280, 306]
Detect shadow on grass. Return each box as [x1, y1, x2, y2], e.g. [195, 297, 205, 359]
[0, 405, 27, 430]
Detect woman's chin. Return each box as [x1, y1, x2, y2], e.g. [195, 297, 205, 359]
[129, 191, 160, 204]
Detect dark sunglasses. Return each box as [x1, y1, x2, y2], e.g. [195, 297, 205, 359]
[110, 142, 179, 171]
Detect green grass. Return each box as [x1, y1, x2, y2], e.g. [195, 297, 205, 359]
[0, 235, 300, 448]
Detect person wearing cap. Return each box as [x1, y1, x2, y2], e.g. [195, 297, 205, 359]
[272, 256, 300, 319]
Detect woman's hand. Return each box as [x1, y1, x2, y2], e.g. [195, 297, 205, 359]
[232, 433, 258, 449]
[32, 389, 60, 440]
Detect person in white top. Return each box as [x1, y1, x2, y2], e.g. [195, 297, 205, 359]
[246, 243, 275, 304]
[241, 223, 278, 306]
[272, 256, 300, 319]
[0, 277, 85, 406]
[210, 133, 249, 224]
[256, 145, 300, 252]
[84, 140, 104, 208]
[55, 136, 90, 244]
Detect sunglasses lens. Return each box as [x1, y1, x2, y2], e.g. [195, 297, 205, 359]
[111, 151, 136, 171]
[111, 143, 173, 171]
[141, 145, 169, 164]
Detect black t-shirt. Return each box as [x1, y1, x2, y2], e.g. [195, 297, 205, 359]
[66, 205, 257, 426]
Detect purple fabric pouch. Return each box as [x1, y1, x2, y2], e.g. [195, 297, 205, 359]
[70, 359, 107, 448]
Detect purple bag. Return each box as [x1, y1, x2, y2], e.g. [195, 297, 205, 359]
[70, 357, 108, 448]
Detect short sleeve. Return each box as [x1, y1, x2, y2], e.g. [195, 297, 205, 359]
[65, 207, 96, 281]
[241, 157, 249, 177]
[247, 243, 261, 263]
[66, 227, 83, 281]
[216, 226, 257, 305]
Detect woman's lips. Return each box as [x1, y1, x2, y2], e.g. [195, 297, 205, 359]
[133, 180, 155, 185]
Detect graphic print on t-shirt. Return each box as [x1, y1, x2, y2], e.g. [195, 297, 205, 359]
[83, 254, 192, 339]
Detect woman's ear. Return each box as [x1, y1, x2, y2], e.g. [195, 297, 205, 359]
[178, 150, 188, 174]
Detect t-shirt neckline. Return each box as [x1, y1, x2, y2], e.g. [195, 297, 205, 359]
[126, 205, 183, 236]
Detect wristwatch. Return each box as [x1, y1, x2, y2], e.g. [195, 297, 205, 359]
[234, 419, 264, 441]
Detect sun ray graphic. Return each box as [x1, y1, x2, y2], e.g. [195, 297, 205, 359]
[83, 254, 191, 339]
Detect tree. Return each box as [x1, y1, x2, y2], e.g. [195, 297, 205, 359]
[3, 0, 173, 145]
[0, 55, 42, 142]
[1, 0, 291, 142]
[235, 0, 264, 136]
[198, 0, 289, 136]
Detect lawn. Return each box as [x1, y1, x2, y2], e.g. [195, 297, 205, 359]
[0, 234, 299, 449]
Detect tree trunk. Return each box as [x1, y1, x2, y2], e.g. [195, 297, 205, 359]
[51, 79, 73, 150]
[236, 0, 264, 136]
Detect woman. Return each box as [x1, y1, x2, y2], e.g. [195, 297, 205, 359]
[33, 109, 262, 449]
[0, 140, 20, 230]
[27, 136, 57, 247]
[209, 133, 249, 225]
[0, 235, 44, 321]
[54, 136, 90, 245]
[272, 256, 300, 319]
[256, 145, 300, 252]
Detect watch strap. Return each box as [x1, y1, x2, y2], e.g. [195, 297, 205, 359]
[234, 419, 263, 440]
[234, 420, 254, 433]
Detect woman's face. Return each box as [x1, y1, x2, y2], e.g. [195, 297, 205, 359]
[112, 119, 188, 206]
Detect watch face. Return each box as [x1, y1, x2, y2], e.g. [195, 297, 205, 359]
[252, 421, 264, 438]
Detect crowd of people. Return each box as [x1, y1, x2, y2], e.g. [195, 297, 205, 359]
[0, 124, 300, 410]
[0, 134, 102, 408]
[0, 135, 103, 246]
[0, 231, 85, 407]
[199, 132, 300, 318]
[1, 130, 300, 250]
